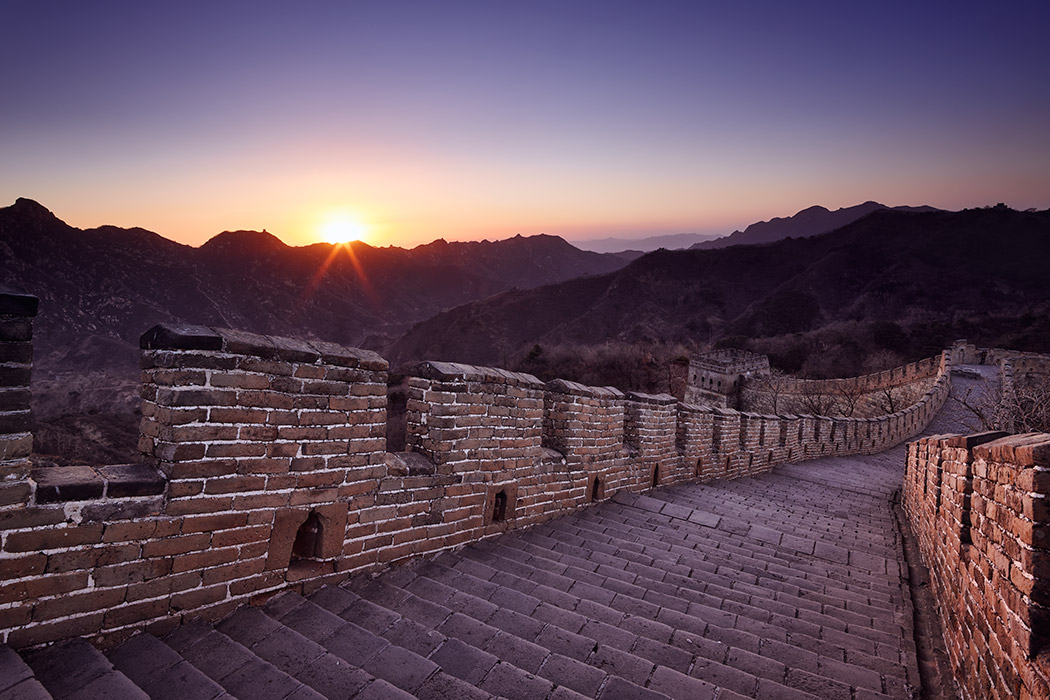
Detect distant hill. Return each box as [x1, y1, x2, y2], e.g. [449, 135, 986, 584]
[389, 207, 1050, 371]
[691, 202, 940, 250]
[574, 231, 724, 254]
[0, 198, 628, 427]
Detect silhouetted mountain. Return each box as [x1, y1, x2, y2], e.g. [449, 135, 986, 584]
[575, 231, 723, 254]
[390, 207, 1050, 369]
[0, 197, 627, 415]
[691, 202, 940, 249]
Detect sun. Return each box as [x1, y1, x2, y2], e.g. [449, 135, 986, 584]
[319, 216, 368, 244]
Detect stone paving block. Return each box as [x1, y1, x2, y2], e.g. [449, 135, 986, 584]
[483, 632, 550, 673]
[487, 608, 547, 641]
[351, 678, 416, 700]
[785, 667, 853, 700]
[0, 679, 51, 700]
[0, 646, 33, 693]
[24, 639, 114, 700]
[360, 643, 439, 693]
[629, 636, 693, 674]
[537, 653, 607, 697]
[416, 671, 494, 700]
[382, 617, 446, 657]
[478, 661, 555, 700]
[438, 612, 501, 649]
[597, 675, 669, 700]
[574, 598, 627, 626]
[69, 671, 151, 700]
[535, 624, 596, 662]
[316, 621, 390, 665]
[308, 585, 359, 616]
[394, 594, 452, 629]
[109, 634, 228, 700]
[647, 665, 717, 700]
[579, 619, 636, 653]
[756, 677, 823, 700]
[588, 645, 654, 687]
[343, 598, 402, 634]
[217, 659, 306, 700]
[429, 638, 497, 685]
[689, 656, 760, 696]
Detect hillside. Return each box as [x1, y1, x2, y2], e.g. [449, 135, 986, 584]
[0, 198, 626, 373]
[0, 198, 627, 462]
[389, 207, 1050, 377]
[691, 201, 939, 250]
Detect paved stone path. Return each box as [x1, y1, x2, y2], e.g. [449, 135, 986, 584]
[3, 368, 996, 699]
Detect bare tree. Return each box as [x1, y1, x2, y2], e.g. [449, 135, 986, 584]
[835, 381, 866, 417]
[797, 384, 840, 416]
[995, 374, 1050, 433]
[743, 369, 789, 414]
[875, 386, 905, 414]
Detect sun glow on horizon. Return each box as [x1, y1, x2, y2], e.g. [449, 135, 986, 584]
[319, 214, 369, 245]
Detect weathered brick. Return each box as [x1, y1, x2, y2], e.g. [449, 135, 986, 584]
[4, 524, 104, 552]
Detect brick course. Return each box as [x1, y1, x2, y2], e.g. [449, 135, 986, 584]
[0, 290, 965, 650]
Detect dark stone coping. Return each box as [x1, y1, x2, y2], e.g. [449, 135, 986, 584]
[974, 434, 1050, 466]
[945, 431, 1010, 449]
[0, 285, 39, 317]
[402, 360, 544, 388]
[677, 402, 715, 414]
[32, 463, 166, 504]
[139, 323, 387, 371]
[545, 378, 624, 399]
[625, 391, 677, 406]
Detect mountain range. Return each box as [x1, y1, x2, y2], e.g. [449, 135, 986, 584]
[689, 202, 940, 250]
[0, 198, 626, 377]
[389, 206, 1050, 370]
[6, 197, 1046, 463]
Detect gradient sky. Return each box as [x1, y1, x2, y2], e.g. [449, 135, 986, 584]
[2, 1, 1048, 248]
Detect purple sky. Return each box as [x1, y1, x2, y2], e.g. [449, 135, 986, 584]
[2, 1, 1047, 247]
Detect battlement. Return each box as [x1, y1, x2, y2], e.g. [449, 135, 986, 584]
[0, 286, 964, 651]
[904, 432, 1050, 699]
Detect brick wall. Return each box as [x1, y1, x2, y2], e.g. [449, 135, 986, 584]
[0, 288, 956, 649]
[904, 432, 1050, 699]
[741, 353, 944, 418]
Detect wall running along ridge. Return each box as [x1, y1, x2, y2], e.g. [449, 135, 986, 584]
[740, 354, 943, 418]
[0, 287, 952, 649]
[904, 431, 1050, 700]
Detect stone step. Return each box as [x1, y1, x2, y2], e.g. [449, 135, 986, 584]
[507, 523, 910, 653]
[22, 638, 148, 700]
[472, 531, 905, 685]
[163, 618, 325, 700]
[573, 500, 907, 607]
[320, 577, 675, 700]
[388, 553, 835, 700]
[0, 644, 51, 700]
[308, 583, 608, 700]
[107, 633, 233, 700]
[426, 548, 850, 699]
[262, 590, 487, 700]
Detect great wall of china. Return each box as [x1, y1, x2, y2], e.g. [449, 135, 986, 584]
[2, 283, 1050, 699]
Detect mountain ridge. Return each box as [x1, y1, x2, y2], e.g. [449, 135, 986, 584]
[389, 207, 1050, 374]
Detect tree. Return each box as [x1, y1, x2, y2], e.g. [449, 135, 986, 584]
[996, 374, 1050, 433]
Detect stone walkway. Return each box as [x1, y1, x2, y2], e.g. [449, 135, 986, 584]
[2, 369, 997, 700]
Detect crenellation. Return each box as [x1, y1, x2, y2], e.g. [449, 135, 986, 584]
[0, 291, 1016, 654]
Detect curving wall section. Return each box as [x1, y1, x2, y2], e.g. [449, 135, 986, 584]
[0, 288, 953, 649]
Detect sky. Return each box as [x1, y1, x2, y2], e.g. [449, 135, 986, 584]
[2, 1, 1048, 248]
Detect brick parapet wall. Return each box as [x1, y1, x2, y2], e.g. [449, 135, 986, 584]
[904, 432, 1050, 700]
[0, 285, 37, 509]
[741, 352, 944, 418]
[1, 308, 958, 649]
